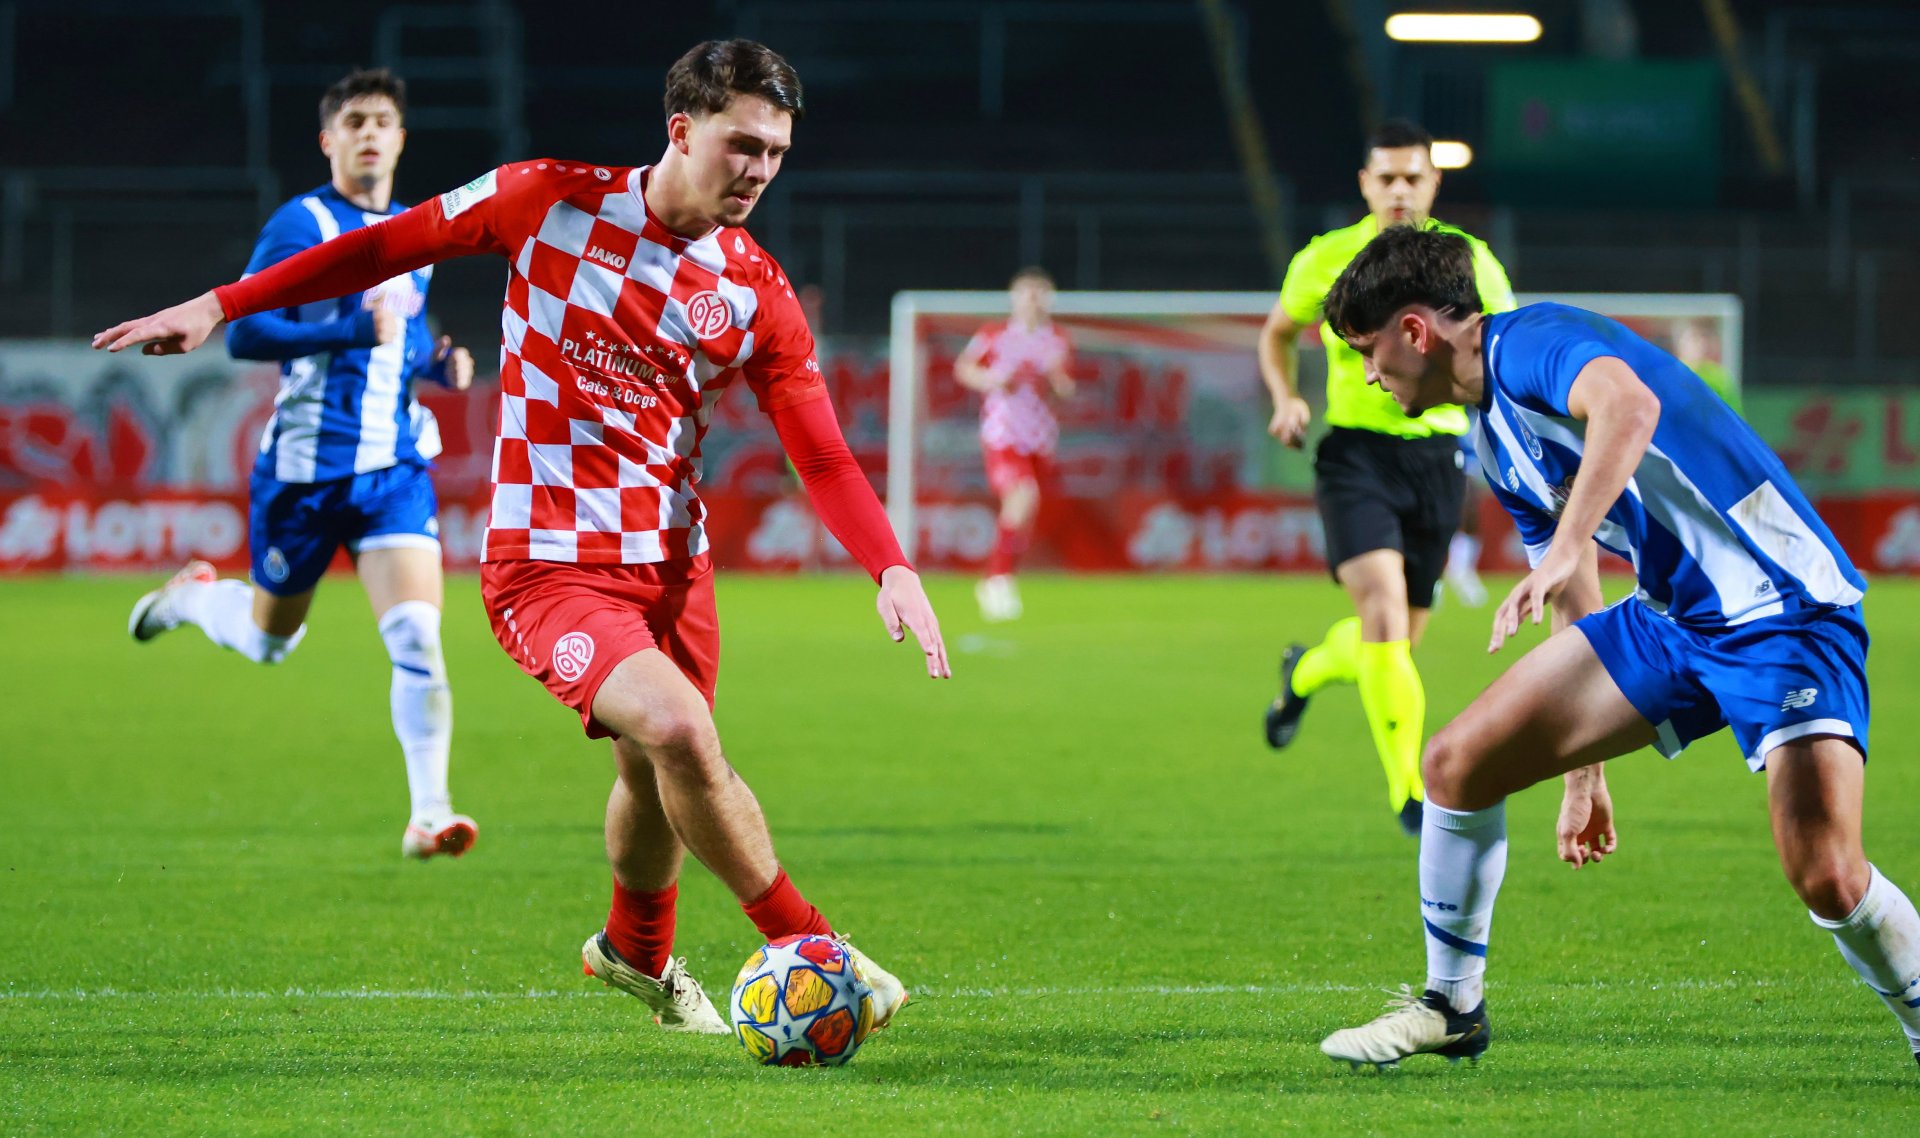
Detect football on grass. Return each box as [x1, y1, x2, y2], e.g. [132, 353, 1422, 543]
[729, 934, 876, 1066]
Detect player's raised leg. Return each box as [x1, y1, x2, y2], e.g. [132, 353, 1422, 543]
[129, 562, 310, 665]
[1768, 738, 1920, 1065]
[357, 539, 474, 860]
[587, 649, 908, 1029]
[1321, 624, 1655, 1067]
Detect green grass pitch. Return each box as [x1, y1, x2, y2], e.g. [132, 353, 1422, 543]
[4, 572, 1919, 1135]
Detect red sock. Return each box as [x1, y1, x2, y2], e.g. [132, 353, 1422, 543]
[741, 868, 833, 940]
[989, 522, 1025, 576]
[605, 878, 677, 978]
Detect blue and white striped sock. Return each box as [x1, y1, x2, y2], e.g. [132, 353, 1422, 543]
[1419, 800, 1508, 1011]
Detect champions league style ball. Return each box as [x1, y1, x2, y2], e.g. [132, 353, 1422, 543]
[729, 934, 876, 1066]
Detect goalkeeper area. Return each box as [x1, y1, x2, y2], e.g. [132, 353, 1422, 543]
[884, 290, 1742, 571]
[5, 572, 1920, 1133]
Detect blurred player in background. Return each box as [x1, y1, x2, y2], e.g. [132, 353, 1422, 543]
[1257, 119, 1516, 835]
[127, 69, 479, 861]
[1675, 318, 1743, 414]
[1442, 410, 1490, 608]
[1317, 226, 1920, 1073]
[98, 39, 943, 1038]
[954, 267, 1075, 622]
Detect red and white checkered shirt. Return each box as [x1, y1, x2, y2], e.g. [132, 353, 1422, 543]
[421, 161, 826, 564]
[964, 321, 1072, 455]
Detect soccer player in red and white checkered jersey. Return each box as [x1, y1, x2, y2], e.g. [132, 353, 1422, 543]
[94, 39, 945, 1035]
[953, 267, 1074, 622]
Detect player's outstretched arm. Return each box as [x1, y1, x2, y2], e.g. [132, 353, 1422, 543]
[768, 396, 951, 679]
[92, 291, 227, 356]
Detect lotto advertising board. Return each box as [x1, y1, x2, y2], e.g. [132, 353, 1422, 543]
[3, 341, 1919, 575]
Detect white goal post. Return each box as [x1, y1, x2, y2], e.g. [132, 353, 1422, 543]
[885, 290, 1743, 560]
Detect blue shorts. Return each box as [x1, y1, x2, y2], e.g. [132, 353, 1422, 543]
[248, 461, 441, 596]
[1578, 598, 1870, 772]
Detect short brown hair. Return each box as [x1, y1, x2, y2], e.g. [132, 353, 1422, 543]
[1324, 226, 1482, 342]
[664, 39, 805, 122]
[319, 68, 407, 129]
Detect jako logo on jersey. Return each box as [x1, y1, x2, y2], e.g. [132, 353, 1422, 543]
[1781, 688, 1818, 711]
[552, 632, 596, 682]
[686, 291, 731, 339]
[263, 547, 290, 583]
[594, 167, 612, 181]
[1505, 468, 1521, 492]
[734, 235, 746, 254]
[585, 245, 627, 271]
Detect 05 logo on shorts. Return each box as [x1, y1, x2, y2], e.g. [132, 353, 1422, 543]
[685, 291, 731, 339]
[552, 631, 596, 682]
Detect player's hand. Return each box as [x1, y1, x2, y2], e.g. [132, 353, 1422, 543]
[876, 565, 951, 679]
[1489, 543, 1579, 652]
[433, 335, 474, 390]
[1267, 396, 1312, 449]
[1557, 769, 1617, 869]
[91, 291, 226, 356]
[372, 308, 404, 345]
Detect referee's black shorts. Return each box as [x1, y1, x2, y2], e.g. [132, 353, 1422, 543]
[1312, 426, 1467, 608]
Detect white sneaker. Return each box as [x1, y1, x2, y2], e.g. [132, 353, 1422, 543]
[128, 560, 216, 641]
[1320, 984, 1490, 1069]
[402, 814, 479, 859]
[1443, 563, 1488, 608]
[836, 937, 908, 1030]
[581, 932, 728, 1034]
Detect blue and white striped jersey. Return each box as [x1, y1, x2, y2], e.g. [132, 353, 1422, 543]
[228, 184, 443, 484]
[1473, 303, 1865, 629]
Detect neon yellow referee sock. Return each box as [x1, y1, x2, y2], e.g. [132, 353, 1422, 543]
[1290, 616, 1361, 697]
[1356, 639, 1426, 812]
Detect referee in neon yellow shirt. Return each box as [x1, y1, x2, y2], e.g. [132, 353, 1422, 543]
[1259, 119, 1516, 836]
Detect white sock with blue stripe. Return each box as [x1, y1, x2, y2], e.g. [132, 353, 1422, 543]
[378, 601, 453, 822]
[1420, 800, 1508, 1011]
[175, 579, 304, 664]
[1812, 864, 1920, 1052]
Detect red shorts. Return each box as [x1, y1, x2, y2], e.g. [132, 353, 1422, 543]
[982, 446, 1053, 497]
[480, 555, 720, 739]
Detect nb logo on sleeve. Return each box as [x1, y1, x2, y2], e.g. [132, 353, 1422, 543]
[1781, 688, 1819, 711]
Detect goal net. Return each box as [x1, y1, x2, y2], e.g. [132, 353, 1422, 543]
[884, 290, 1742, 571]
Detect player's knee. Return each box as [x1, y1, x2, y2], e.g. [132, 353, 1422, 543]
[1789, 856, 1869, 921]
[1421, 727, 1493, 809]
[378, 600, 446, 680]
[633, 710, 722, 775]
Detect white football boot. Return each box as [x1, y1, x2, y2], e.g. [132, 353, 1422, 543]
[837, 937, 909, 1029]
[401, 814, 479, 860]
[581, 932, 728, 1034]
[1320, 984, 1490, 1070]
[128, 560, 217, 641]
[974, 575, 1023, 622]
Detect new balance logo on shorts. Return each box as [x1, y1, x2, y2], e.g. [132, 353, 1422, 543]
[1781, 687, 1819, 711]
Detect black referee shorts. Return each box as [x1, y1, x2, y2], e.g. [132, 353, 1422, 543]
[1312, 426, 1467, 609]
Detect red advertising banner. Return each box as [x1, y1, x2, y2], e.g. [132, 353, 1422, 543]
[4, 342, 1919, 576]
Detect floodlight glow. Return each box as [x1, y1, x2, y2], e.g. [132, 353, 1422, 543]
[1384, 13, 1542, 43]
[1431, 141, 1474, 169]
